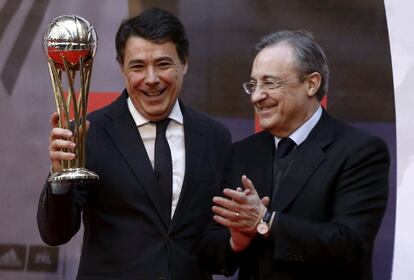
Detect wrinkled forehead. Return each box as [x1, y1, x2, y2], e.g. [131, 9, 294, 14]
[251, 44, 299, 79]
[123, 37, 181, 63]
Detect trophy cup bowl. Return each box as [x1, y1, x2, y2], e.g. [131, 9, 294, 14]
[43, 15, 99, 183]
[44, 15, 97, 70]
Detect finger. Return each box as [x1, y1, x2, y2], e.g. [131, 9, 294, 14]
[236, 186, 251, 195]
[241, 175, 259, 196]
[261, 196, 270, 207]
[79, 120, 91, 134]
[50, 112, 59, 128]
[49, 150, 76, 161]
[212, 205, 241, 221]
[222, 188, 248, 204]
[50, 161, 61, 174]
[213, 215, 235, 228]
[235, 187, 250, 199]
[50, 138, 76, 152]
[213, 196, 241, 212]
[213, 214, 246, 230]
[49, 127, 73, 142]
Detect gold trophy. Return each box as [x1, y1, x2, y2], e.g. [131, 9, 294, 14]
[43, 15, 99, 183]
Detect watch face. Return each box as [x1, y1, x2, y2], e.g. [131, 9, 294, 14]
[257, 222, 269, 235]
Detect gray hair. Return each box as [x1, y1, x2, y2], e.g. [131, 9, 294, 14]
[255, 30, 329, 100]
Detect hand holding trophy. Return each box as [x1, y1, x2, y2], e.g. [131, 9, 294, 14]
[43, 15, 99, 183]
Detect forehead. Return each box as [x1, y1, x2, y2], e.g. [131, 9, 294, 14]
[123, 36, 179, 62]
[251, 44, 298, 79]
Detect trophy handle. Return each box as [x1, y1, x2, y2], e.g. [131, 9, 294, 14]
[62, 58, 80, 168]
[77, 57, 93, 168]
[47, 58, 72, 169]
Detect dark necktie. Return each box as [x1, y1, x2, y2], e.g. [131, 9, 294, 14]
[154, 118, 172, 219]
[275, 137, 296, 159]
[271, 137, 296, 201]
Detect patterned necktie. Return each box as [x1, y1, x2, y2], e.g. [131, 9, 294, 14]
[275, 137, 296, 159]
[154, 118, 172, 219]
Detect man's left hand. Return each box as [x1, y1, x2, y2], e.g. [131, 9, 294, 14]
[212, 175, 269, 235]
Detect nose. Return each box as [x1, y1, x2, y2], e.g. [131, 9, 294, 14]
[144, 66, 159, 85]
[250, 87, 266, 103]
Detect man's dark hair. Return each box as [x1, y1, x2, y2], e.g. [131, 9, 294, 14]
[115, 7, 189, 65]
[255, 30, 329, 101]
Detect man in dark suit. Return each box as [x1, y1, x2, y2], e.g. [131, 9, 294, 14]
[37, 8, 231, 280]
[198, 30, 389, 280]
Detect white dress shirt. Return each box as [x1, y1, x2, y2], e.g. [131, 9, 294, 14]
[127, 98, 185, 218]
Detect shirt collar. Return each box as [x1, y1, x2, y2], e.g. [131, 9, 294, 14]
[274, 105, 322, 147]
[127, 97, 183, 126]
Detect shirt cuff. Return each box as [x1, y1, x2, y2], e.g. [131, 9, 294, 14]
[49, 181, 72, 195]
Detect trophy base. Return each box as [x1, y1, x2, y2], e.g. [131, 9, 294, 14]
[48, 168, 99, 183]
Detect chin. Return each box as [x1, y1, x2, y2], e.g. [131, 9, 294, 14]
[258, 122, 271, 131]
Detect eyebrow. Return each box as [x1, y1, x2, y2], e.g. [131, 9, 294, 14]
[250, 75, 281, 82]
[155, 56, 175, 63]
[127, 59, 144, 66]
[127, 56, 175, 66]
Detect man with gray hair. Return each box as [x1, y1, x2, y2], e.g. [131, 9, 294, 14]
[199, 30, 389, 280]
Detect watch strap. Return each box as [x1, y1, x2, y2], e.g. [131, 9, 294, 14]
[262, 208, 272, 223]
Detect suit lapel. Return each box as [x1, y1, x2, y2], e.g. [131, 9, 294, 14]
[103, 92, 171, 227]
[272, 111, 334, 212]
[169, 103, 206, 231]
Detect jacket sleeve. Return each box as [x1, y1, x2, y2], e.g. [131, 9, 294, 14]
[37, 179, 90, 246]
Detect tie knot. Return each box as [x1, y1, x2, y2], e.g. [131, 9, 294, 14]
[276, 137, 296, 159]
[155, 118, 170, 134]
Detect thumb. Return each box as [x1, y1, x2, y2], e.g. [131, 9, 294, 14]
[261, 196, 270, 207]
[84, 120, 91, 132]
[241, 175, 258, 196]
[50, 112, 59, 128]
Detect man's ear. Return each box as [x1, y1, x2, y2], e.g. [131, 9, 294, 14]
[119, 62, 127, 80]
[182, 57, 189, 74]
[306, 72, 321, 97]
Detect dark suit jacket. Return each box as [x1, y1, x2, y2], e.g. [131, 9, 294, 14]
[199, 110, 389, 280]
[37, 92, 231, 280]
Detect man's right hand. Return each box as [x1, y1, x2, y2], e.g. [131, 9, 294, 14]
[217, 185, 270, 253]
[48, 112, 76, 173]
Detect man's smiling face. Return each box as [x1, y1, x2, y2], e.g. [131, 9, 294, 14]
[121, 36, 188, 121]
